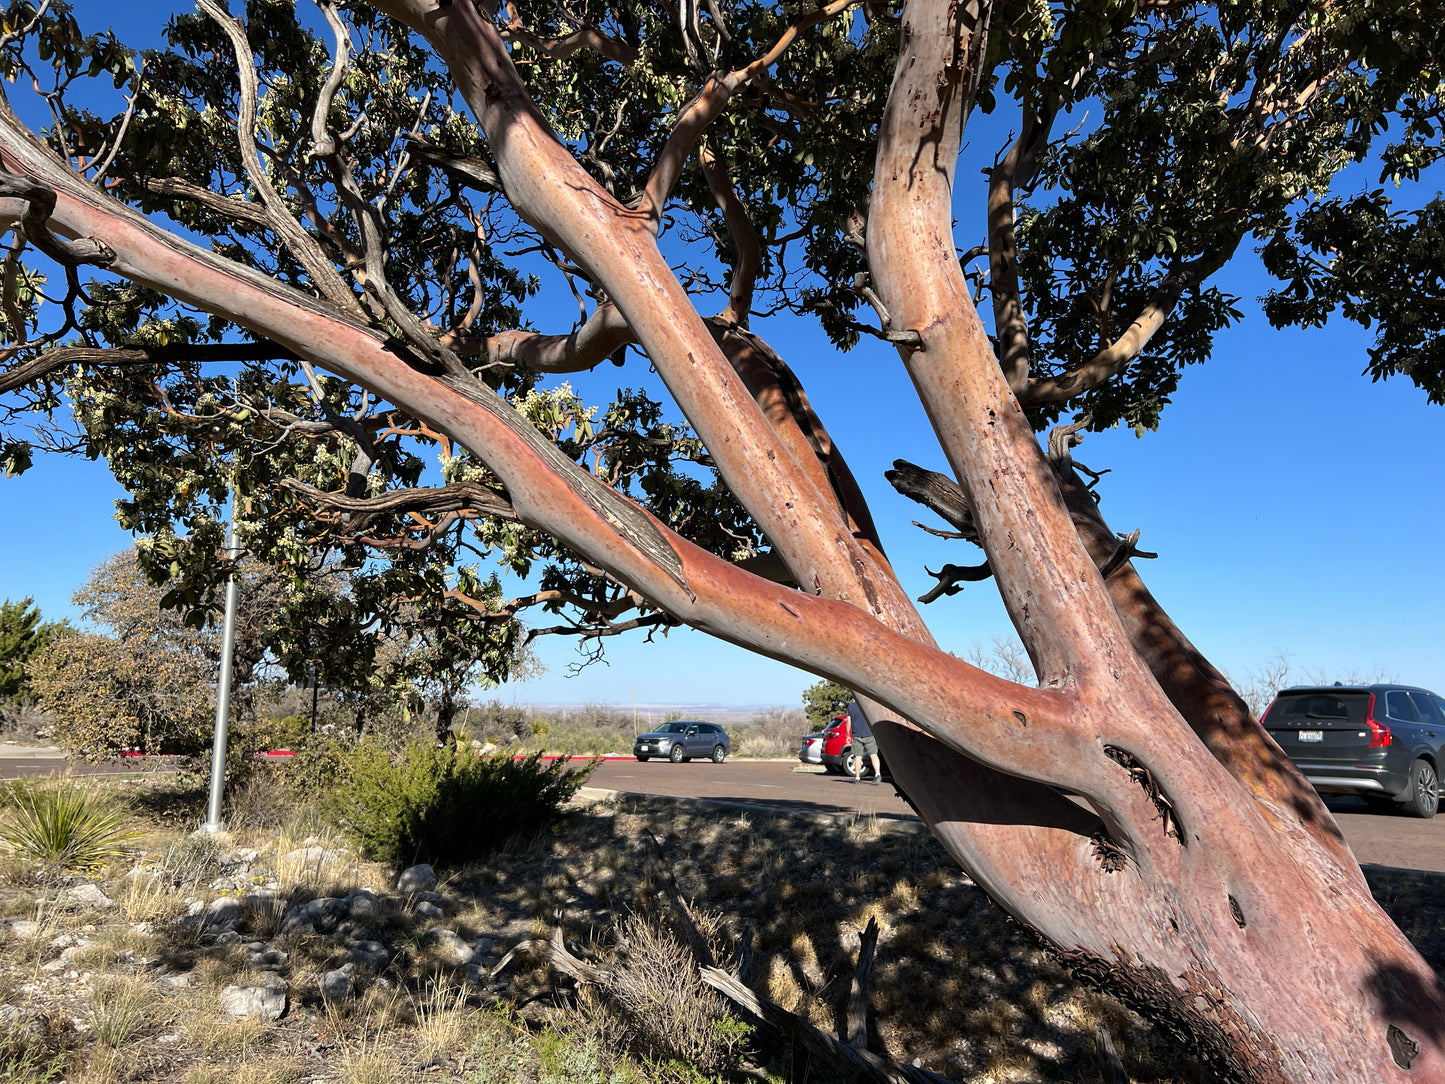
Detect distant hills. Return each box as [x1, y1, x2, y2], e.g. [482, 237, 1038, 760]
[509, 703, 798, 726]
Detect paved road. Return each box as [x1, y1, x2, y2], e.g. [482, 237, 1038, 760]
[587, 759, 1445, 875]
[6, 749, 1441, 874]
[0, 753, 177, 779]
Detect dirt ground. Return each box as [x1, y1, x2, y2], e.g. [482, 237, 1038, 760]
[0, 774, 1440, 1084]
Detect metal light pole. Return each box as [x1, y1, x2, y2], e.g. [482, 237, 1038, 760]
[202, 505, 242, 833]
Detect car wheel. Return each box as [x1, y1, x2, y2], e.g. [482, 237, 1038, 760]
[1405, 759, 1439, 819]
[636, 755, 649, 762]
[669, 744, 685, 764]
[843, 750, 859, 777]
[711, 744, 727, 763]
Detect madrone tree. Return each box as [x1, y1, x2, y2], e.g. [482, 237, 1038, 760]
[0, 0, 1442, 1078]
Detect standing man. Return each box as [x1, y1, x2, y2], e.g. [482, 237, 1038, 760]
[847, 699, 882, 784]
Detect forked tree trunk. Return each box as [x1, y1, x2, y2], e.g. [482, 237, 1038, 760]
[863, 1, 1444, 1079]
[0, 0, 1439, 1078]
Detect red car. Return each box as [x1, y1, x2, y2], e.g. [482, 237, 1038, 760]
[809, 714, 883, 778]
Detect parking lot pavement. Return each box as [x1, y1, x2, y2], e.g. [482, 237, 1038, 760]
[586, 759, 1445, 874]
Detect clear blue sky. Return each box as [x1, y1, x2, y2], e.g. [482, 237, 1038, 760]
[1, 3, 1440, 710]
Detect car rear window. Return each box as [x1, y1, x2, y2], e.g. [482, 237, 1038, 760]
[1265, 692, 1370, 725]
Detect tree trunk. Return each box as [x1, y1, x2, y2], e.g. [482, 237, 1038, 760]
[0, 0, 1440, 1077]
[864, 0, 1444, 1078]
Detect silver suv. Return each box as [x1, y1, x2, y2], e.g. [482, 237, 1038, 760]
[1263, 684, 1444, 818]
[633, 721, 730, 763]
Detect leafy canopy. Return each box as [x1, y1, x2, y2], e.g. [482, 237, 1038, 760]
[0, 0, 1440, 668]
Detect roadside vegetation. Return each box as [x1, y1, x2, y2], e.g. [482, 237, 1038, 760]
[1, 763, 1440, 1084]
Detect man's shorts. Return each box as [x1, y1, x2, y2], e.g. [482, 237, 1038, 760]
[855, 734, 879, 756]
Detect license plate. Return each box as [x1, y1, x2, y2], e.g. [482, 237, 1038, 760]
[1299, 730, 1324, 743]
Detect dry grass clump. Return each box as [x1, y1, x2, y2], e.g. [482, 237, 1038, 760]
[87, 976, 163, 1048]
[413, 980, 474, 1065]
[603, 911, 745, 1074]
[183, 1062, 307, 1084]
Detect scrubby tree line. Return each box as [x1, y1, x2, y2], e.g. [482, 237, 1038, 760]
[3, 547, 540, 755]
[0, 595, 68, 699]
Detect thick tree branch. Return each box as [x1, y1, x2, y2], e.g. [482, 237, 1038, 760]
[404, 136, 501, 192]
[882, 459, 979, 544]
[135, 176, 272, 228]
[634, 0, 861, 228]
[197, 0, 362, 316]
[916, 561, 991, 603]
[459, 301, 632, 373]
[1020, 249, 1232, 406]
[0, 171, 114, 268]
[310, 0, 353, 159]
[699, 138, 759, 327]
[500, 21, 639, 65]
[988, 109, 1051, 392]
[279, 477, 516, 522]
[0, 342, 296, 396]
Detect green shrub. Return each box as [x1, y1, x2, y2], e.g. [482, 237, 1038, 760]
[0, 781, 135, 874]
[284, 731, 358, 795]
[324, 739, 598, 868]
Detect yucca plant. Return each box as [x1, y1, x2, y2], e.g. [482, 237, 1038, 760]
[0, 781, 135, 874]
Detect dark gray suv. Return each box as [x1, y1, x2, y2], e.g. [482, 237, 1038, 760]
[633, 721, 729, 763]
[1262, 684, 1444, 818]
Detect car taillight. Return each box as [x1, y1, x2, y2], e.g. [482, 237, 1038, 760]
[1364, 695, 1392, 748]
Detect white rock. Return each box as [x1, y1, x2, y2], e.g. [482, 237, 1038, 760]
[205, 897, 244, 925]
[10, 920, 38, 939]
[396, 863, 437, 893]
[319, 965, 354, 999]
[57, 884, 115, 911]
[427, 928, 475, 967]
[219, 983, 287, 1021]
[414, 900, 444, 921]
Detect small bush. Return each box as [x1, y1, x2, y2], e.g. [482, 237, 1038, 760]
[605, 913, 746, 1074]
[324, 739, 598, 868]
[159, 830, 225, 885]
[0, 782, 135, 874]
[284, 732, 357, 795]
[0, 1019, 63, 1084]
